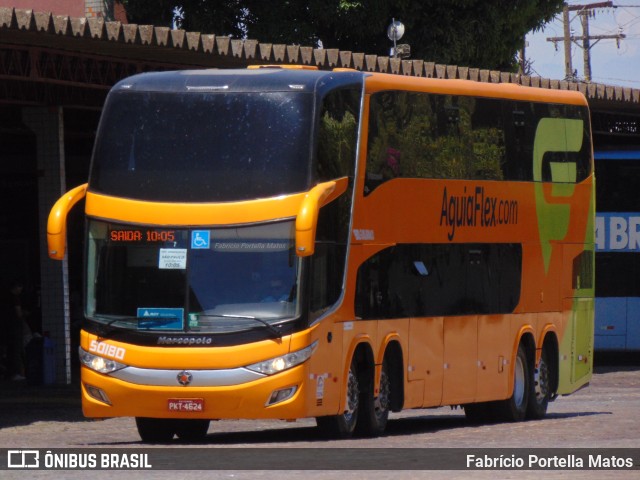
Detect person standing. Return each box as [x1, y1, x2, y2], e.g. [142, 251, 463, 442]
[5, 279, 31, 381]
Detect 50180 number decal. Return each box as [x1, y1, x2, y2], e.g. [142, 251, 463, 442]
[89, 340, 126, 360]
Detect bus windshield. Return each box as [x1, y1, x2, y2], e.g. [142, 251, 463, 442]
[89, 90, 313, 202]
[86, 219, 301, 334]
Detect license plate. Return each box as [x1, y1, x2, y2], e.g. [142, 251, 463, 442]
[168, 398, 204, 412]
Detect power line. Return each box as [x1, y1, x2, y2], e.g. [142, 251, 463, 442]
[546, 1, 625, 81]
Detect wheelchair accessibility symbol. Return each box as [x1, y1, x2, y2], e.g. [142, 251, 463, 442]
[191, 230, 210, 249]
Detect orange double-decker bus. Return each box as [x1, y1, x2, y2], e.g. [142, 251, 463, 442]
[48, 66, 594, 441]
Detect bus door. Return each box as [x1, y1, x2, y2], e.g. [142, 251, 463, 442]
[560, 245, 594, 392]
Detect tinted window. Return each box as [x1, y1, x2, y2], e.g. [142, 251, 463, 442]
[531, 103, 592, 185]
[90, 91, 313, 202]
[365, 91, 592, 194]
[355, 243, 521, 319]
[365, 92, 505, 193]
[309, 87, 361, 316]
[316, 87, 360, 182]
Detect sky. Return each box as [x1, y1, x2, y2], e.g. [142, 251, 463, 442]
[526, 0, 640, 88]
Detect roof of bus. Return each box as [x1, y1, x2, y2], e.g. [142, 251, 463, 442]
[111, 67, 361, 93]
[364, 71, 589, 106]
[111, 67, 589, 107]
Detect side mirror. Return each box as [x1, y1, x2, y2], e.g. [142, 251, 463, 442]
[295, 178, 348, 257]
[47, 183, 87, 260]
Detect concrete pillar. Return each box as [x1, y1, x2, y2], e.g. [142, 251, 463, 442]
[22, 106, 70, 385]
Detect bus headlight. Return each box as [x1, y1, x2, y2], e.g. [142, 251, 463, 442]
[79, 347, 127, 374]
[246, 341, 318, 375]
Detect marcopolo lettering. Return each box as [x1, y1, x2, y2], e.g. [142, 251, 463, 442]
[157, 336, 213, 346]
[440, 186, 519, 241]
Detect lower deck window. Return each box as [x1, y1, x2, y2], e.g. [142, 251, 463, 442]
[355, 243, 522, 319]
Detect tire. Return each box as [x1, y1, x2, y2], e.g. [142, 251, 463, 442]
[135, 417, 176, 443]
[316, 359, 360, 438]
[527, 346, 551, 420]
[493, 343, 529, 422]
[358, 358, 391, 436]
[175, 419, 211, 442]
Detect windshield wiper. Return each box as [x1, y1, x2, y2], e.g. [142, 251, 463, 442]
[90, 315, 181, 336]
[197, 314, 283, 339]
[91, 313, 283, 339]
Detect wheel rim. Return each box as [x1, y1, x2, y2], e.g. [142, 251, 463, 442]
[344, 365, 359, 422]
[513, 354, 526, 407]
[534, 356, 549, 403]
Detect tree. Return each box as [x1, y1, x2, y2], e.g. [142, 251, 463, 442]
[122, 0, 564, 71]
[122, 1, 248, 37]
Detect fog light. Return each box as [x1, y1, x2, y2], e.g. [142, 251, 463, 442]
[266, 386, 297, 406]
[85, 384, 112, 405]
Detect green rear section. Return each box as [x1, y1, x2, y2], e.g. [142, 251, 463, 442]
[533, 116, 594, 394]
[558, 178, 595, 394]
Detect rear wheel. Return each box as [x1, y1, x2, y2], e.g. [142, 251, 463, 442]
[316, 359, 360, 438]
[527, 347, 551, 420]
[135, 417, 175, 443]
[358, 358, 391, 436]
[493, 344, 529, 422]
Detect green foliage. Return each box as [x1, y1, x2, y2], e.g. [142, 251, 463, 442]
[122, 0, 564, 70]
[317, 111, 358, 181]
[122, 0, 248, 37]
[366, 92, 505, 184]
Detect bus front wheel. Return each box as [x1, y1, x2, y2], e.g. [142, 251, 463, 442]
[316, 359, 360, 438]
[358, 358, 391, 436]
[135, 417, 175, 443]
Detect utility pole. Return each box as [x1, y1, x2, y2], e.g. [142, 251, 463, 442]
[581, 7, 593, 82]
[546, 1, 625, 82]
[562, 4, 573, 80]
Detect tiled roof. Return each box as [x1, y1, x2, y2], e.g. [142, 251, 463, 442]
[1, 7, 639, 104]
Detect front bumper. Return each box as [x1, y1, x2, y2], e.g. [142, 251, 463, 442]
[80, 363, 308, 420]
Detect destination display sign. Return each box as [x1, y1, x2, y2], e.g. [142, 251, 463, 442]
[109, 229, 176, 243]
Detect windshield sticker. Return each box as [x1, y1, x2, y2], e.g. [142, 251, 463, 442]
[137, 308, 184, 330]
[212, 241, 290, 252]
[158, 248, 187, 269]
[188, 313, 199, 328]
[191, 230, 210, 249]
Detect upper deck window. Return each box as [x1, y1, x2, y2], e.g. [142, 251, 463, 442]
[90, 90, 313, 202]
[365, 90, 592, 194]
